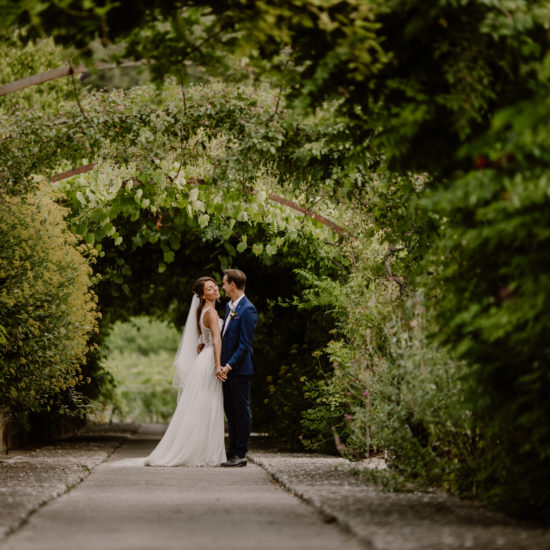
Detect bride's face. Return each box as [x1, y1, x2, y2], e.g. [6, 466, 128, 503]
[202, 280, 220, 302]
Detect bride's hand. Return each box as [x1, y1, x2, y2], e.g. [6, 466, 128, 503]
[217, 366, 229, 382]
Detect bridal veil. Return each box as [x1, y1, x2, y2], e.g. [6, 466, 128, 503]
[171, 294, 200, 395]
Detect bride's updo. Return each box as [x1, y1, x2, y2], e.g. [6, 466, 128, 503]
[192, 276, 217, 333]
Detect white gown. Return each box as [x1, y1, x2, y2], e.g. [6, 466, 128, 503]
[117, 307, 226, 467]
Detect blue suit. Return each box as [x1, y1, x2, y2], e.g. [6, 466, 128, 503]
[221, 295, 258, 458]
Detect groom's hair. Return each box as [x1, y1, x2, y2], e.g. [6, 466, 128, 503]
[224, 269, 246, 290]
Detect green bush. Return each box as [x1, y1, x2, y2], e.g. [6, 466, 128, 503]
[300, 359, 359, 456]
[264, 347, 322, 450]
[0, 190, 99, 426]
[296, 241, 477, 494]
[95, 316, 180, 423]
[0, 28, 73, 112]
[294, 240, 398, 458]
[259, 299, 337, 449]
[100, 350, 179, 423]
[369, 303, 476, 494]
[105, 315, 181, 358]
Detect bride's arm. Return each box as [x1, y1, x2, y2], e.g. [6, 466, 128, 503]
[203, 308, 222, 373]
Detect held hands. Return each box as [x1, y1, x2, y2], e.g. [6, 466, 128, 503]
[216, 365, 230, 382]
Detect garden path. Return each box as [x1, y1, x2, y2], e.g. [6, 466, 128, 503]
[1, 424, 549, 550]
[1, 425, 363, 550]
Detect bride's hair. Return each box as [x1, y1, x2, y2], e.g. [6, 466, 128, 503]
[192, 276, 217, 333]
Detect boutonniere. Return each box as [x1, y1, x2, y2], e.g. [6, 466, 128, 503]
[230, 310, 238, 319]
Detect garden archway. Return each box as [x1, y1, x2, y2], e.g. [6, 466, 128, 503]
[2, 67, 347, 442]
[42, 83, 346, 432]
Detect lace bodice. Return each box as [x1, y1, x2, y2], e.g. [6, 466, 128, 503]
[199, 307, 223, 346]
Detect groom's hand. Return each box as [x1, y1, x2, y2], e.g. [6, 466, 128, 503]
[217, 366, 230, 382]
[197, 343, 205, 354]
[216, 366, 226, 382]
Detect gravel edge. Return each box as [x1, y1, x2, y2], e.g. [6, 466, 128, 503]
[249, 451, 375, 547]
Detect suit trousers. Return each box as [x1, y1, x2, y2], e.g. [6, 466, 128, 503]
[223, 375, 252, 458]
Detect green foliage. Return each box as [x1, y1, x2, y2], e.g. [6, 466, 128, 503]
[263, 336, 332, 451]
[7, 1, 550, 176]
[0, 28, 74, 111]
[96, 316, 180, 423]
[300, 361, 360, 456]
[106, 315, 181, 357]
[369, 307, 476, 495]
[0, 190, 99, 423]
[1, 74, 345, 264]
[3, 1, 550, 521]
[293, 237, 398, 457]
[296, 245, 478, 494]
[419, 81, 550, 518]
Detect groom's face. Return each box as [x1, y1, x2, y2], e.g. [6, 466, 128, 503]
[222, 275, 234, 300]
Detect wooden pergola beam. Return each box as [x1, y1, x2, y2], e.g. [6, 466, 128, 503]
[0, 61, 145, 97]
[267, 193, 345, 235]
[50, 163, 98, 182]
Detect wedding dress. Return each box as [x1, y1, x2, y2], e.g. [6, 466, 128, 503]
[114, 301, 226, 467]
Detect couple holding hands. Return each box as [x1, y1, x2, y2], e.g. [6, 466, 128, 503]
[143, 269, 258, 468]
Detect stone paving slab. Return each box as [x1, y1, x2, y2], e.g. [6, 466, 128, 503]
[249, 451, 550, 550]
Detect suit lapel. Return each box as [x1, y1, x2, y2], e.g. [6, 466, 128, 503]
[235, 296, 247, 316]
[233, 296, 249, 323]
[222, 296, 248, 338]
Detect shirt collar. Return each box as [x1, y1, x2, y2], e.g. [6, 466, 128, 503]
[230, 294, 245, 310]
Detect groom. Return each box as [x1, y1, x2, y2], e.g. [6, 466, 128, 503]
[218, 269, 258, 467]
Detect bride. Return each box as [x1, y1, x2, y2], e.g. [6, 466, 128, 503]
[119, 277, 226, 467]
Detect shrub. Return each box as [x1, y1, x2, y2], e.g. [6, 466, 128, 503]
[260, 301, 337, 450]
[0, 190, 99, 427]
[368, 301, 476, 494]
[294, 239, 399, 457]
[296, 241, 477, 495]
[96, 316, 180, 423]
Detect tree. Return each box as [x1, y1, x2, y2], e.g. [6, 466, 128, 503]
[0, 190, 99, 426]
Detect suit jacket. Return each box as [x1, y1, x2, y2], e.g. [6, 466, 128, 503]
[221, 295, 258, 376]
